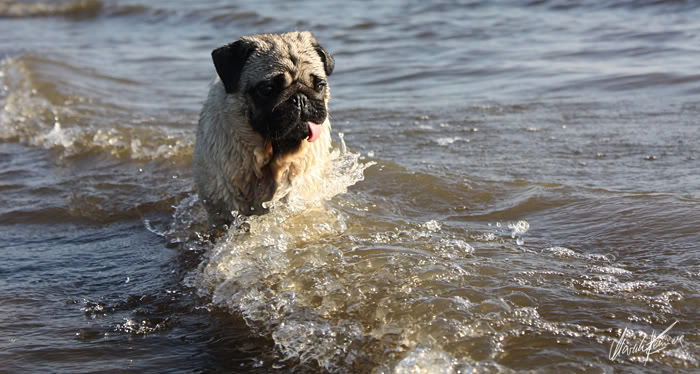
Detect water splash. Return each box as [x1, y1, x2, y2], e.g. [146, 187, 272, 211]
[144, 193, 209, 246]
[188, 137, 374, 371]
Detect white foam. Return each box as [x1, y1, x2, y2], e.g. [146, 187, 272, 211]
[545, 246, 612, 262]
[434, 136, 467, 146]
[392, 347, 457, 374]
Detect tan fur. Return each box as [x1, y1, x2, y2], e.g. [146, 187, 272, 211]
[193, 32, 333, 228]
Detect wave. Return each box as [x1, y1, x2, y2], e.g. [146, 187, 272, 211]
[0, 0, 161, 20]
[0, 54, 197, 224]
[0, 0, 276, 29]
[0, 56, 194, 162]
[0, 0, 103, 18]
[7, 0, 687, 24]
[526, 0, 700, 12]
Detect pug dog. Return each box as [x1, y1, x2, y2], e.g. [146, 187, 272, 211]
[193, 32, 335, 229]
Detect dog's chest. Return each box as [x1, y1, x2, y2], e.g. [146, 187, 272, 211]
[267, 125, 332, 202]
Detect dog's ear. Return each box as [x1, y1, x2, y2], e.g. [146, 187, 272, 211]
[313, 42, 335, 77]
[212, 39, 256, 94]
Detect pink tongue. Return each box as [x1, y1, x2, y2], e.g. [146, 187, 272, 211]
[307, 121, 322, 142]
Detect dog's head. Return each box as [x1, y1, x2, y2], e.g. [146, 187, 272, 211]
[211, 31, 334, 154]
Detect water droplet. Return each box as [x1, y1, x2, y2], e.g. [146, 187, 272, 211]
[508, 220, 529, 234]
[272, 362, 285, 369]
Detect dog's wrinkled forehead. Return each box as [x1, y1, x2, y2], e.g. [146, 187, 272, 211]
[211, 31, 334, 95]
[241, 32, 326, 87]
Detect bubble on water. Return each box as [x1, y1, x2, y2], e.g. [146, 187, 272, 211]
[441, 239, 474, 254]
[587, 265, 631, 275]
[586, 253, 614, 262]
[508, 220, 529, 234]
[115, 317, 169, 335]
[422, 220, 441, 232]
[508, 221, 529, 245]
[573, 279, 657, 295]
[474, 232, 497, 241]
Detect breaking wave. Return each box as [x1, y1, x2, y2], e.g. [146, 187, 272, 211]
[0, 0, 103, 18]
[0, 56, 194, 162]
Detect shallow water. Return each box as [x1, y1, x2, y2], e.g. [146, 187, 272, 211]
[1, 0, 699, 373]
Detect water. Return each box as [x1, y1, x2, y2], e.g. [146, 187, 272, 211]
[1, 0, 699, 373]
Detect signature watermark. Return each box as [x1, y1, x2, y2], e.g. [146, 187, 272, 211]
[609, 320, 685, 365]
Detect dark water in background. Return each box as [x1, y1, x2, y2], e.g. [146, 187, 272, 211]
[1, 0, 699, 373]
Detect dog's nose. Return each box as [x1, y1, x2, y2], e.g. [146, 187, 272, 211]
[291, 93, 308, 110]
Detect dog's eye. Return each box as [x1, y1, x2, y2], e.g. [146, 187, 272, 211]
[314, 80, 327, 92]
[257, 84, 273, 97]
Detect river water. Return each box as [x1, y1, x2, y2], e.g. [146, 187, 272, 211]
[1, 0, 699, 373]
